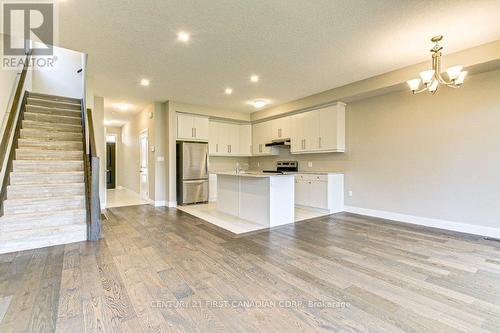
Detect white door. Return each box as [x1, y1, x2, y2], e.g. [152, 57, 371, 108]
[139, 131, 149, 200]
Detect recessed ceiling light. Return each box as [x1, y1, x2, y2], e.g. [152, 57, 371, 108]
[113, 103, 130, 111]
[252, 100, 267, 108]
[177, 31, 190, 42]
[140, 79, 150, 86]
[250, 75, 259, 82]
[225, 88, 233, 95]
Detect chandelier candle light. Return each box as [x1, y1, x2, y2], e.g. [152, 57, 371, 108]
[407, 35, 467, 94]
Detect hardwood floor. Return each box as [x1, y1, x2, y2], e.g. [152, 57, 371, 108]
[1, 205, 500, 332]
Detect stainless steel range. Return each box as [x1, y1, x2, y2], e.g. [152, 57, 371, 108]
[263, 161, 298, 174]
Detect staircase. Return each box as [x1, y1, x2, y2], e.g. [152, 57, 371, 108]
[0, 92, 87, 254]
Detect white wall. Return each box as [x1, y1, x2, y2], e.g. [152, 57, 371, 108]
[31, 45, 83, 99]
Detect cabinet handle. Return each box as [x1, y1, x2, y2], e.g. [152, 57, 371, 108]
[319, 137, 322, 148]
[230, 145, 232, 153]
[192, 128, 194, 137]
[216, 143, 218, 152]
[278, 128, 281, 138]
[194, 128, 197, 137]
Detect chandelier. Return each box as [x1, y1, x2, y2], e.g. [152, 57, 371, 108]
[407, 35, 467, 94]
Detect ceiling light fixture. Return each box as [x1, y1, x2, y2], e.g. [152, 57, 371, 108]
[113, 103, 130, 111]
[407, 35, 467, 94]
[224, 88, 233, 95]
[177, 31, 190, 42]
[250, 75, 259, 83]
[140, 79, 150, 86]
[252, 100, 267, 108]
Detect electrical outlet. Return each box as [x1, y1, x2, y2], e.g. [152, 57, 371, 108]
[308, 162, 312, 168]
[348, 191, 353, 197]
[257, 162, 260, 167]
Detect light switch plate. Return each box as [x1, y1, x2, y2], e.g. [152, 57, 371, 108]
[348, 191, 353, 197]
[157, 156, 165, 162]
[308, 162, 313, 168]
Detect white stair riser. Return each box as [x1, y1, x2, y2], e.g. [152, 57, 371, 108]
[26, 106, 82, 118]
[20, 129, 82, 141]
[7, 184, 85, 199]
[16, 149, 82, 160]
[0, 225, 87, 248]
[10, 172, 84, 185]
[27, 98, 81, 110]
[24, 112, 81, 125]
[0, 211, 86, 231]
[22, 120, 81, 133]
[18, 139, 83, 151]
[4, 197, 86, 214]
[13, 161, 84, 172]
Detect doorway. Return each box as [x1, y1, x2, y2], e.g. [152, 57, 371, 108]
[139, 130, 149, 201]
[106, 135, 117, 189]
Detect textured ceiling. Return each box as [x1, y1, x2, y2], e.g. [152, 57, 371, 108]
[57, 0, 500, 121]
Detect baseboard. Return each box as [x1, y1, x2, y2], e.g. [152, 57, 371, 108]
[154, 201, 166, 207]
[167, 201, 177, 208]
[343, 206, 500, 239]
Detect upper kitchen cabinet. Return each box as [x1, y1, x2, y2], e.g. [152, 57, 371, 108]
[290, 102, 346, 154]
[318, 103, 345, 152]
[271, 116, 291, 140]
[239, 124, 252, 156]
[177, 113, 209, 141]
[209, 121, 252, 156]
[252, 121, 278, 156]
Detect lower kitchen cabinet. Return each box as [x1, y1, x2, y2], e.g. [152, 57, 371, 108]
[294, 173, 344, 213]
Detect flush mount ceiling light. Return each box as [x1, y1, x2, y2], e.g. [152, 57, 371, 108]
[113, 103, 130, 111]
[250, 75, 259, 83]
[407, 35, 467, 95]
[224, 88, 233, 95]
[140, 79, 150, 86]
[177, 31, 190, 42]
[252, 100, 268, 108]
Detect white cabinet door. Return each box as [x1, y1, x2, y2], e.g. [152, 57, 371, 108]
[193, 116, 209, 141]
[290, 113, 304, 153]
[239, 124, 252, 155]
[177, 113, 194, 140]
[208, 121, 219, 154]
[319, 105, 345, 152]
[227, 123, 239, 155]
[303, 110, 320, 152]
[309, 180, 328, 209]
[271, 116, 291, 140]
[295, 178, 309, 206]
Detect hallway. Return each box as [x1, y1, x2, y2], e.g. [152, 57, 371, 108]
[106, 188, 148, 208]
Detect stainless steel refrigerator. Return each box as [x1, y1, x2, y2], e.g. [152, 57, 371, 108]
[176, 141, 209, 205]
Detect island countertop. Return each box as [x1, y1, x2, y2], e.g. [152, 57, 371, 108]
[215, 171, 295, 178]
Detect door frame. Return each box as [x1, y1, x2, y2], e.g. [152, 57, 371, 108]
[106, 134, 118, 190]
[139, 129, 149, 201]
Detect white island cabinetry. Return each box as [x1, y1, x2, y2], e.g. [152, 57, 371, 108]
[216, 173, 295, 227]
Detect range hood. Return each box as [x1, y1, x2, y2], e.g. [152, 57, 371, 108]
[265, 139, 291, 147]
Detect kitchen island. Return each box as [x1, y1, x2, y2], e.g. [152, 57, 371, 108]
[216, 172, 295, 228]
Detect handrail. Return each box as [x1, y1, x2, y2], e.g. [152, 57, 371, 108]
[0, 51, 31, 176]
[0, 52, 31, 216]
[87, 108, 97, 157]
[82, 107, 101, 240]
